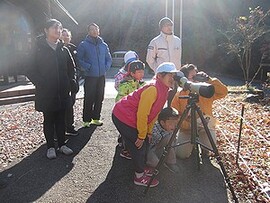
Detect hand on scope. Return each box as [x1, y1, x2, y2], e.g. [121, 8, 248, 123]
[193, 71, 210, 82]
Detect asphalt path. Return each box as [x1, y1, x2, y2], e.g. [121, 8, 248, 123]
[0, 96, 230, 203]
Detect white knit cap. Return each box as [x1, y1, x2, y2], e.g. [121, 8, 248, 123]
[124, 51, 139, 64]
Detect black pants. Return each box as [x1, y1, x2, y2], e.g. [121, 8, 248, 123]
[65, 93, 76, 131]
[112, 114, 147, 173]
[43, 109, 66, 148]
[167, 83, 178, 107]
[83, 76, 105, 122]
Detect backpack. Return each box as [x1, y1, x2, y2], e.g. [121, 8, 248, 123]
[114, 67, 127, 91]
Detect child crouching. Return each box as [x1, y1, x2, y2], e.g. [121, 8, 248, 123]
[147, 107, 180, 173]
[112, 62, 178, 187]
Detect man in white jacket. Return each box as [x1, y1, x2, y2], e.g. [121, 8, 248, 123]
[146, 17, 181, 105]
[146, 17, 181, 72]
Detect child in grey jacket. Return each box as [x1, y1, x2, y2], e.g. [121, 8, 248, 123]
[147, 107, 180, 173]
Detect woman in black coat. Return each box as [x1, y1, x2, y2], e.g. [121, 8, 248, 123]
[26, 19, 75, 159]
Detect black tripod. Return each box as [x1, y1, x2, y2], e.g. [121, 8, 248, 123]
[144, 93, 238, 203]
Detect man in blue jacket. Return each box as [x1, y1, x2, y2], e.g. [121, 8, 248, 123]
[77, 23, 112, 127]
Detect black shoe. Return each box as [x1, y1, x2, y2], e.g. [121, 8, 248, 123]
[66, 129, 79, 136]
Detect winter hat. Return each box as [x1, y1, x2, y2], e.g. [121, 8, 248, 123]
[156, 62, 178, 73]
[159, 17, 173, 29]
[127, 60, 145, 73]
[124, 51, 139, 64]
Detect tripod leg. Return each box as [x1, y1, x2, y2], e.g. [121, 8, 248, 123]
[194, 141, 202, 170]
[196, 108, 239, 202]
[144, 105, 191, 194]
[190, 105, 202, 170]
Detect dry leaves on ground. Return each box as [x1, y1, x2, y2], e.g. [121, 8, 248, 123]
[214, 93, 270, 203]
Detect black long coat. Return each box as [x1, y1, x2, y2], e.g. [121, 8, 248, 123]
[26, 37, 75, 112]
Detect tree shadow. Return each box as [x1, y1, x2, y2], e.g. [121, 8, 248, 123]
[0, 126, 96, 202]
[87, 147, 229, 203]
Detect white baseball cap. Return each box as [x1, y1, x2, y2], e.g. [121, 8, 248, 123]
[156, 62, 178, 73]
[124, 51, 139, 64]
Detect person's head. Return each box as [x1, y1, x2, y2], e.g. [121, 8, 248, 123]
[159, 17, 174, 35]
[156, 62, 178, 88]
[44, 19, 63, 41]
[87, 23, 100, 38]
[180, 64, 198, 82]
[126, 60, 145, 81]
[124, 51, 139, 65]
[158, 107, 179, 132]
[61, 28, 72, 44]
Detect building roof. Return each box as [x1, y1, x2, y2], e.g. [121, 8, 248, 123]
[50, 0, 78, 25]
[4, 0, 78, 29]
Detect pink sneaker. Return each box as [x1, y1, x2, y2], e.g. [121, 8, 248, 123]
[120, 149, 132, 160]
[134, 174, 159, 187]
[144, 166, 155, 176]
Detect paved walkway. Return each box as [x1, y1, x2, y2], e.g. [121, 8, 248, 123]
[0, 98, 229, 203]
[0, 72, 233, 202]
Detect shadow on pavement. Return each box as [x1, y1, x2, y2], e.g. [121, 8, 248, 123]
[0, 126, 97, 202]
[87, 147, 229, 203]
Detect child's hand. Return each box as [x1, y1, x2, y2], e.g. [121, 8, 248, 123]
[135, 138, 144, 149]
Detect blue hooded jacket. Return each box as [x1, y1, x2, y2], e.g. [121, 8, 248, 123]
[77, 36, 112, 77]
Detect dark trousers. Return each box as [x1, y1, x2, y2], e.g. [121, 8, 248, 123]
[112, 114, 147, 173]
[43, 109, 66, 148]
[83, 76, 105, 122]
[65, 93, 76, 131]
[167, 83, 178, 107]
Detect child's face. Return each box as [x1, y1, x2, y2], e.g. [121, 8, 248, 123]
[61, 31, 71, 44]
[157, 73, 175, 88]
[160, 118, 178, 132]
[131, 69, 144, 81]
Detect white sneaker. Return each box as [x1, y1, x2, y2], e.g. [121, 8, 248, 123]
[47, 148, 56, 159]
[59, 145, 73, 155]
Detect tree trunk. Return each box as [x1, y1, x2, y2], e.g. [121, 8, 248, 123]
[245, 47, 251, 84]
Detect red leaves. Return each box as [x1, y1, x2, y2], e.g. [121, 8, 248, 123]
[214, 93, 270, 202]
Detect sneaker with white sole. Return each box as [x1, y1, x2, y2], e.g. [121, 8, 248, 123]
[134, 173, 159, 187]
[83, 122, 91, 128]
[144, 166, 155, 176]
[47, 148, 56, 159]
[90, 119, 103, 126]
[59, 145, 73, 155]
[120, 149, 132, 160]
[66, 128, 78, 136]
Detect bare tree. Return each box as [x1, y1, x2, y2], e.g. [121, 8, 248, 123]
[219, 7, 270, 85]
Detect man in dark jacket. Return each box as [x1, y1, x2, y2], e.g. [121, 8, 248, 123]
[61, 28, 79, 136]
[77, 23, 112, 127]
[26, 19, 75, 159]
